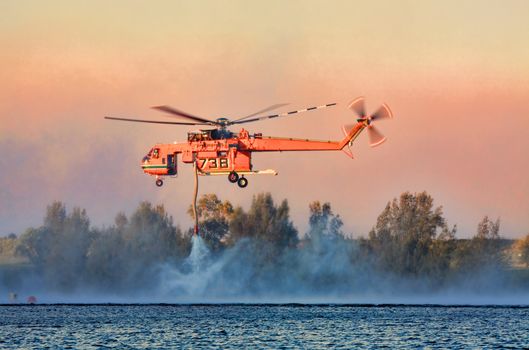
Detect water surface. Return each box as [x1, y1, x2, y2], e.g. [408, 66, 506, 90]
[1, 304, 528, 349]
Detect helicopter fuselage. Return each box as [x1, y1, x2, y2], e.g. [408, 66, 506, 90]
[141, 122, 366, 187]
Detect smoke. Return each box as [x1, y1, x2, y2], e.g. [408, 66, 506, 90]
[3, 225, 529, 305]
[158, 236, 218, 298]
[148, 236, 529, 305]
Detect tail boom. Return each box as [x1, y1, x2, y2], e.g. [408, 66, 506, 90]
[238, 120, 367, 153]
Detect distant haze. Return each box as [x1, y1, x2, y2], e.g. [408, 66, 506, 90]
[1, 0, 529, 237]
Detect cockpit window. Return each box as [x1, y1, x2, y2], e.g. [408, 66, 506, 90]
[143, 148, 153, 163]
[143, 148, 159, 162]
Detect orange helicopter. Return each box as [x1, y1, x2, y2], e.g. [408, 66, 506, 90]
[105, 97, 393, 188]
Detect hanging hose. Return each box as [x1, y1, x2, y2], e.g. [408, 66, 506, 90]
[192, 160, 199, 236]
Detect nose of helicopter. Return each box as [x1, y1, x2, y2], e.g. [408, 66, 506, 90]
[141, 156, 155, 175]
[140, 156, 169, 176]
[141, 158, 151, 174]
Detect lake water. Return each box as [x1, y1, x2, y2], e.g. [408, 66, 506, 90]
[1, 304, 528, 349]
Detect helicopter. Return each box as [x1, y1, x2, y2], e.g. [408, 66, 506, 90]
[105, 97, 393, 188]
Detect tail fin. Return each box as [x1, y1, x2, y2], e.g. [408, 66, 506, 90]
[339, 122, 365, 158]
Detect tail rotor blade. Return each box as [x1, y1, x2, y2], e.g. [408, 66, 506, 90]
[344, 96, 392, 153]
[341, 124, 354, 158]
[341, 124, 355, 137]
[370, 103, 393, 121]
[348, 96, 366, 118]
[368, 125, 386, 147]
[342, 145, 354, 159]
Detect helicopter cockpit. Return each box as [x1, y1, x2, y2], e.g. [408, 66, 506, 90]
[142, 147, 159, 162]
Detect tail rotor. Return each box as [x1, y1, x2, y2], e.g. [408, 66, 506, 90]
[344, 96, 393, 148]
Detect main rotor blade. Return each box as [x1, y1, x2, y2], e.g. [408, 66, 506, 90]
[231, 103, 337, 125]
[348, 96, 366, 118]
[367, 125, 386, 147]
[370, 103, 393, 121]
[104, 116, 208, 126]
[233, 103, 290, 122]
[152, 105, 216, 124]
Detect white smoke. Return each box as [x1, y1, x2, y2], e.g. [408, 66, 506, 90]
[148, 235, 529, 305]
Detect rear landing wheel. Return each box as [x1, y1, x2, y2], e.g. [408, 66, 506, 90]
[237, 176, 248, 188]
[155, 179, 164, 187]
[228, 171, 239, 183]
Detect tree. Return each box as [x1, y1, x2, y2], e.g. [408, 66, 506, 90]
[16, 227, 51, 266]
[15, 200, 192, 291]
[0, 235, 20, 260]
[306, 201, 346, 250]
[514, 233, 529, 267]
[452, 216, 503, 273]
[228, 193, 298, 254]
[86, 202, 189, 290]
[16, 201, 93, 290]
[474, 216, 502, 264]
[188, 194, 233, 252]
[295, 201, 356, 290]
[476, 216, 500, 240]
[367, 191, 455, 278]
[124, 201, 188, 263]
[85, 226, 127, 290]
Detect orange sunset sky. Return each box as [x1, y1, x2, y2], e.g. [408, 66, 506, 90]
[1, 0, 528, 237]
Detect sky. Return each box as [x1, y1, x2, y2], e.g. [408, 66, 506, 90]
[1, 0, 528, 238]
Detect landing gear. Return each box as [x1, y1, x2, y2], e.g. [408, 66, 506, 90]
[155, 179, 164, 187]
[237, 176, 248, 188]
[228, 171, 248, 188]
[228, 171, 239, 183]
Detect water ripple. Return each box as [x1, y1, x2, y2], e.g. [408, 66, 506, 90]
[0, 305, 528, 349]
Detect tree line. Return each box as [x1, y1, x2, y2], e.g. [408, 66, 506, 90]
[3, 191, 529, 294]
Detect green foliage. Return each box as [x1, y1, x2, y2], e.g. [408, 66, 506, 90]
[514, 234, 529, 267]
[0, 236, 16, 255]
[125, 202, 184, 262]
[87, 202, 189, 289]
[474, 216, 503, 266]
[16, 227, 50, 266]
[451, 216, 504, 271]
[16, 201, 92, 290]
[228, 193, 298, 251]
[7, 192, 524, 294]
[85, 226, 127, 289]
[306, 201, 347, 249]
[188, 194, 233, 252]
[15, 201, 189, 290]
[293, 201, 357, 290]
[476, 216, 500, 240]
[367, 191, 456, 279]
[0, 235, 23, 264]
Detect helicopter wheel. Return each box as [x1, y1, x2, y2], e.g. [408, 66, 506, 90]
[155, 179, 164, 187]
[228, 171, 239, 183]
[237, 176, 248, 188]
